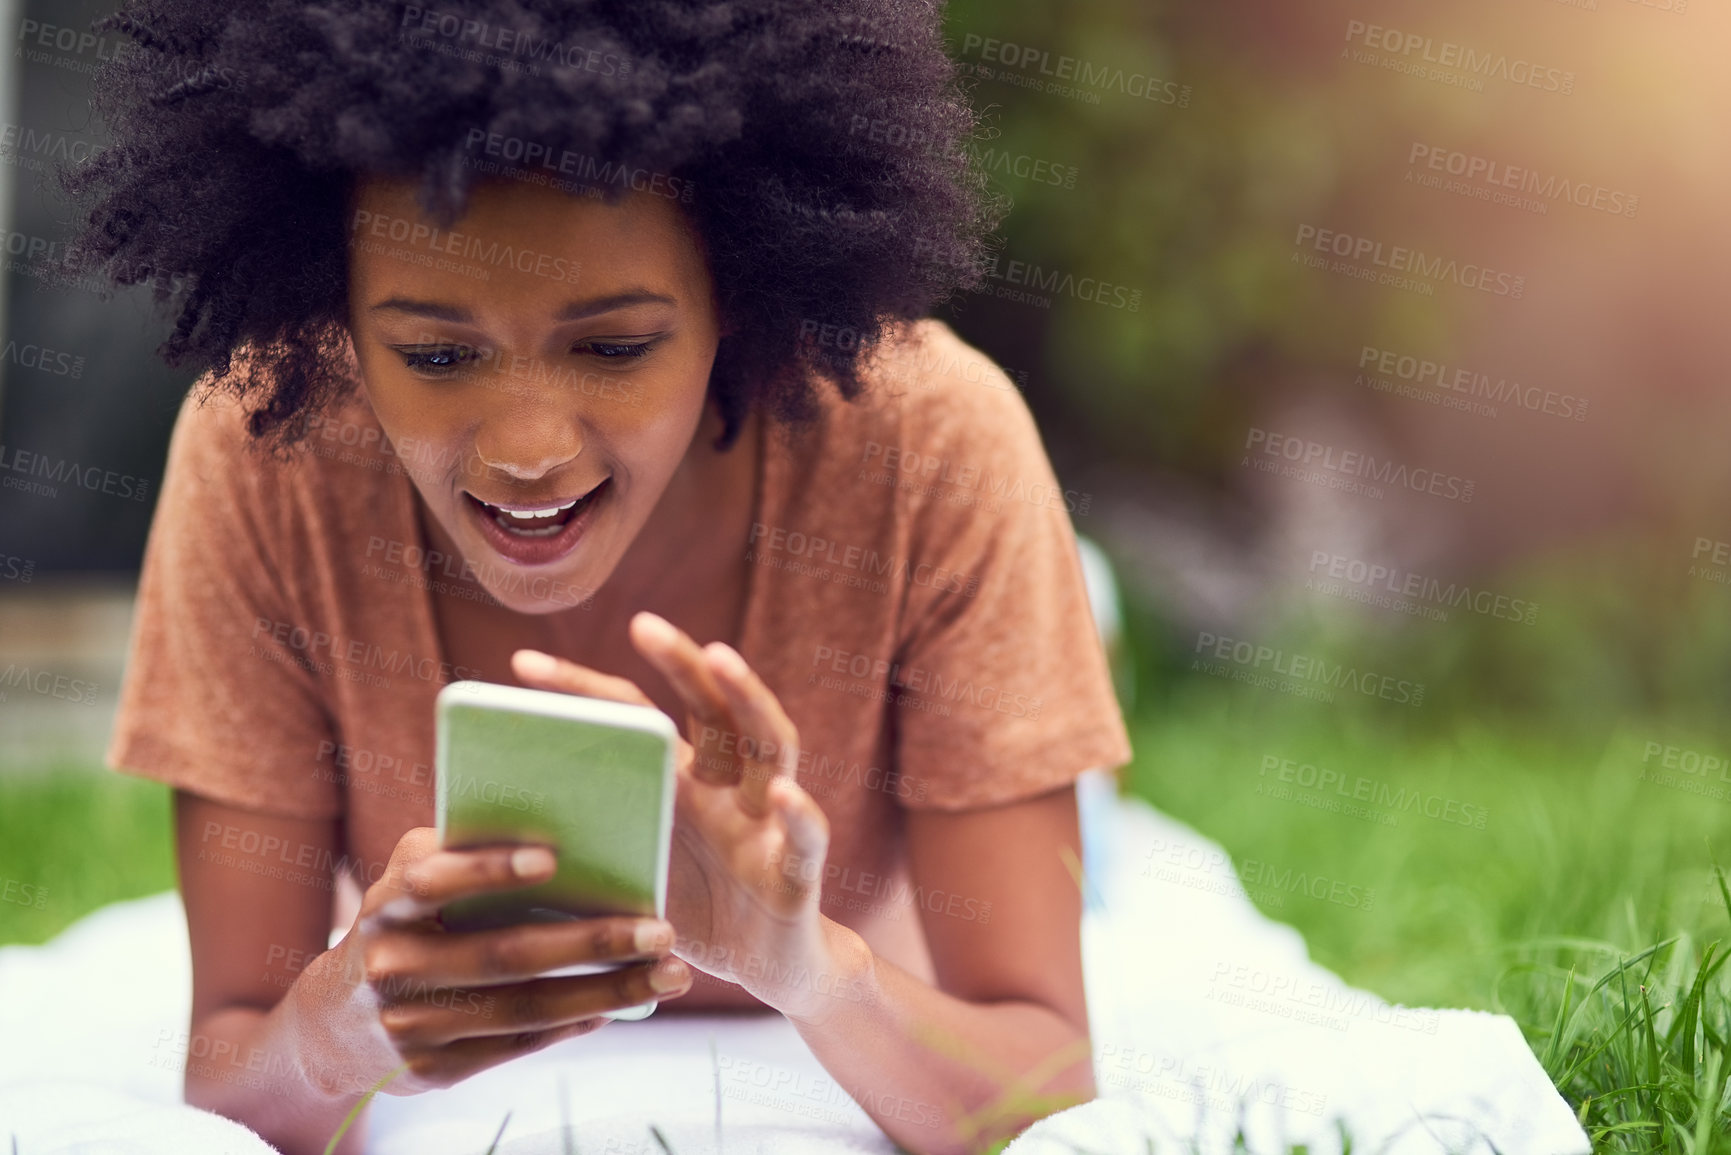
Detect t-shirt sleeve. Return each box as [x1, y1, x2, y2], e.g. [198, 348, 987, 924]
[887, 325, 1133, 810]
[105, 385, 342, 820]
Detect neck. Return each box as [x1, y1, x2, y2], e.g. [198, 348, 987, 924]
[595, 397, 760, 618]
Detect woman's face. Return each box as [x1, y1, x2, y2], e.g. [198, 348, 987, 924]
[346, 176, 723, 615]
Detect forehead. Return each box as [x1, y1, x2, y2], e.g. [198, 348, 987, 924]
[346, 175, 708, 307]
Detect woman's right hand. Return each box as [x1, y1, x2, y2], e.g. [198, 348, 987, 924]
[314, 826, 693, 1094]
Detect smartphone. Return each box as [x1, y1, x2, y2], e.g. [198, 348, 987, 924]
[434, 679, 678, 1020]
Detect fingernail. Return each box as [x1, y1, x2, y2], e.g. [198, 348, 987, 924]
[514, 650, 559, 679]
[634, 921, 674, 954]
[511, 846, 556, 878]
[634, 612, 676, 646]
[649, 956, 690, 992]
[707, 643, 747, 677]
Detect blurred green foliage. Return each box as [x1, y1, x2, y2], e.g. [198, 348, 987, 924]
[937, 0, 1443, 478]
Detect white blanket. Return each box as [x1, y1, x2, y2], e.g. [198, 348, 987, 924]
[0, 774, 1589, 1155]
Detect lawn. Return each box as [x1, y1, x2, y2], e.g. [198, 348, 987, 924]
[6, 679, 1731, 1149]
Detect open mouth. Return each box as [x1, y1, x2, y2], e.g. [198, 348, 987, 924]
[461, 477, 611, 568]
[466, 480, 609, 538]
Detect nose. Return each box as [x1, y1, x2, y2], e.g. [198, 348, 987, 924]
[478, 449, 580, 481]
[474, 406, 585, 483]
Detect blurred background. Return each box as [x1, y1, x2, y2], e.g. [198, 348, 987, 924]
[4, 0, 1731, 1116]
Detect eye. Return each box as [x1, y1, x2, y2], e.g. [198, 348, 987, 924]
[580, 340, 657, 360]
[395, 345, 484, 374]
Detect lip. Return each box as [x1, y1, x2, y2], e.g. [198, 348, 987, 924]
[463, 477, 610, 568]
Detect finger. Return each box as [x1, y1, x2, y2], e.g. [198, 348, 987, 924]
[770, 774, 831, 864]
[365, 917, 677, 989]
[369, 844, 557, 925]
[397, 1016, 612, 1091]
[511, 649, 655, 708]
[703, 642, 799, 819]
[629, 613, 738, 785]
[512, 648, 703, 785]
[379, 957, 692, 1047]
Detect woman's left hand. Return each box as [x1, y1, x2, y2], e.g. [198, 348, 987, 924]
[510, 611, 838, 1021]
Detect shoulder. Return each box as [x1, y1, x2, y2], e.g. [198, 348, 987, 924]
[164, 371, 401, 504]
[156, 370, 411, 577]
[810, 318, 1048, 474]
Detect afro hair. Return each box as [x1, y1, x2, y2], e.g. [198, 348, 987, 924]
[59, 0, 1005, 450]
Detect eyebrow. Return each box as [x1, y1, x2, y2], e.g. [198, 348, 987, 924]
[369, 290, 678, 323]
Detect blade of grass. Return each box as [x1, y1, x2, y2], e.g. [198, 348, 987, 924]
[481, 1111, 512, 1155]
[322, 1063, 408, 1155]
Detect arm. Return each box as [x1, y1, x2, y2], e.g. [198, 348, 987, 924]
[786, 786, 1094, 1155]
[172, 790, 380, 1155]
[516, 615, 1094, 1155]
[171, 790, 695, 1155]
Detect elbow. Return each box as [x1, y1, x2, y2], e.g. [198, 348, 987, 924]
[915, 1065, 1098, 1155]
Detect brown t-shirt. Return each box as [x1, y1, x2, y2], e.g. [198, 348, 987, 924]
[107, 317, 1132, 995]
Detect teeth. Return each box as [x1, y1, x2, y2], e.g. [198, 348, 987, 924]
[492, 498, 579, 520]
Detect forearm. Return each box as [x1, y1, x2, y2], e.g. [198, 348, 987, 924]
[180, 950, 393, 1155]
[787, 918, 1095, 1155]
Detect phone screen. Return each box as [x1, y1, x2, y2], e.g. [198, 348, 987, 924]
[434, 681, 677, 935]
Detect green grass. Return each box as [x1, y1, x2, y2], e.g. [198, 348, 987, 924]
[9, 691, 1731, 1150]
[1127, 682, 1731, 1150]
[0, 765, 175, 944]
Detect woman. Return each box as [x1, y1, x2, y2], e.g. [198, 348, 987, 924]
[68, 2, 1132, 1152]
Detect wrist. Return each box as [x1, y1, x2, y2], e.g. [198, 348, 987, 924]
[283, 940, 400, 1101]
[778, 916, 877, 1030]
